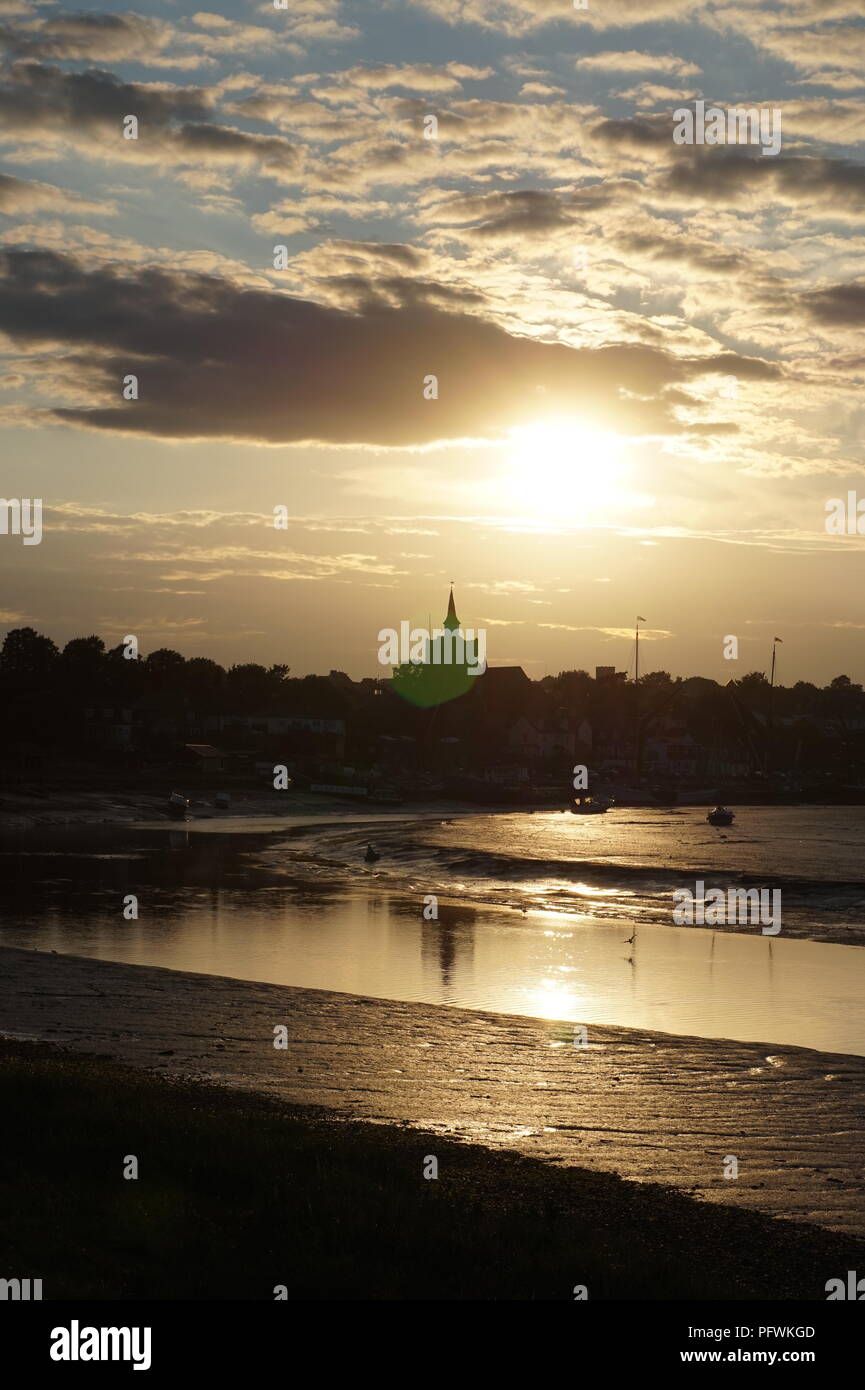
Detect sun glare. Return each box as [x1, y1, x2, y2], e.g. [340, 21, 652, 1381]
[504, 419, 628, 519]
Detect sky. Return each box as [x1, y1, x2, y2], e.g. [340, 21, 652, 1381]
[0, 0, 864, 683]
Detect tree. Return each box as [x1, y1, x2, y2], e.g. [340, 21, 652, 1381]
[144, 649, 186, 690]
[60, 636, 106, 681]
[226, 663, 273, 710]
[184, 657, 226, 703]
[0, 627, 59, 682]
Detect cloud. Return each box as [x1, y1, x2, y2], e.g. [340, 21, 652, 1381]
[590, 113, 673, 157]
[0, 248, 783, 448]
[781, 279, 865, 327]
[410, 0, 699, 36]
[0, 12, 185, 66]
[0, 172, 114, 216]
[615, 83, 699, 107]
[713, 3, 865, 85]
[777, 98, 865, 145]
[418, 188, 583, 239]
[0, 8, 340, 67]
[0, 62, 302, 181]
[519, 81, 566, 97]
[655, 150, 865, 215]
[576, 50, 701, 77]
[334, 62, 494, 92]
[537, 623, 672, 638]
[0, 60, 212, 129]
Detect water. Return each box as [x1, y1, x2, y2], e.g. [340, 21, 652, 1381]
[280, 805, 865, 940]
[1, 806, 864, 1056]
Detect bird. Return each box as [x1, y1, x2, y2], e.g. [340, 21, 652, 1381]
[624, 931, 636, 945]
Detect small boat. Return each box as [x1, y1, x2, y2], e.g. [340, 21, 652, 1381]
[167, 791, 190, 820]
[707, 806, 735, 826]
[571, 795, 608, 815]
[364, 843, 381, 863]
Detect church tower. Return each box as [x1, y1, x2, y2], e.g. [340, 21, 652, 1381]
[429, 584, 477, 669]
[391, 584, 482, 708]
[444, 584, 459, 631]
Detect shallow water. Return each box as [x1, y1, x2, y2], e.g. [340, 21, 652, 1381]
[277, 805, 865, 940]
[1, 812, 864, 1056]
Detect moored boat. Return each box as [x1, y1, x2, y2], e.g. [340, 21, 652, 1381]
[707, 805, 735, 826]
[167, 791, 190, 819]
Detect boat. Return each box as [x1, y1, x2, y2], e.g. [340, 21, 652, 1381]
[167, 791, 190, 820]
[571, 794, 608, 815]
[707, 806, 735, 826]
[364, 844, 381, 863]
[215, 791, 230, 809]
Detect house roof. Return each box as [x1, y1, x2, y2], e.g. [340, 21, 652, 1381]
[476, 665, 530, 689]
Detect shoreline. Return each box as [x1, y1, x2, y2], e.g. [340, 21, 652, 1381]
[0, 789, 474, 832]
[5, 785, 865, 832]
[2, 945, 864, 1240]
[4, 1036, 864, 1300]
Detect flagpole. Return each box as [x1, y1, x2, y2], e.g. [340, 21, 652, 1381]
[768, 637, 782, 774]
[634, 617, 646, 779]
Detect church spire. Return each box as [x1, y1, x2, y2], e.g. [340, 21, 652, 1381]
[444, 583, 459, 630]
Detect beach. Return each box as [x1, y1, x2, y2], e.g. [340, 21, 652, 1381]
[3, 804, 864, 1302]
[2, 944, 864, 1241]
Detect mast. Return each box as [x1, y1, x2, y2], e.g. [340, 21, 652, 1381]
[634, 617, 646, 778]
[767, 636, 782, 774]
[635, 616, 645, 683]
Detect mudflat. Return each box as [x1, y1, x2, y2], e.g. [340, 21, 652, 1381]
[2, 945, 863, 1238]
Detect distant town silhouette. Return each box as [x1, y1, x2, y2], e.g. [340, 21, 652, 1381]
[3, 622, 864, 801]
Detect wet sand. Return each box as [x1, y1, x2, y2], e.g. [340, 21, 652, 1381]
[2, 944, 863, 1238]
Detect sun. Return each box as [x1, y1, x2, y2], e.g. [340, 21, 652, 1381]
[503, 419, 628, 518]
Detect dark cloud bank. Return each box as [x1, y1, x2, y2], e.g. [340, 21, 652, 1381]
[0, 248, 783, 446]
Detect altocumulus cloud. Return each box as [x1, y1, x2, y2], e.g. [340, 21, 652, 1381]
[0, 62, 302, 179]
[0, 249, 782, 447]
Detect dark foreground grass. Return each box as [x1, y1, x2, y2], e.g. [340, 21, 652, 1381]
[1, 1038, 862, 1300]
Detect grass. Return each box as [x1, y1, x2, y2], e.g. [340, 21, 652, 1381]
[1, 1037, 862, 1300]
